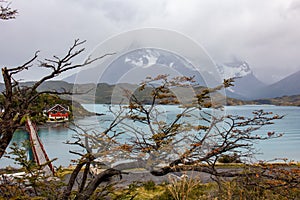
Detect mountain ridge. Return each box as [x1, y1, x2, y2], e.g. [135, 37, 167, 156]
[63, 48, 269, 99]
[0, 80, 299, 106]
[254, 70, 300, 98]
[1, 48, 299, 100]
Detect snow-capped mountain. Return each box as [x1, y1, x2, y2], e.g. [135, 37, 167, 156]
[124, 49, 160, 68]
[123, 48, 196, 71]
[216, 61, 252, 79]
[64, 48, 218, 86]
[102, 48, 208, 84]
[64, 48, 268, 99]
[216, 60, 266, 99]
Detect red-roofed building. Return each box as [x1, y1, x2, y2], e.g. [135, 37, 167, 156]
[46, 104, 70, 122]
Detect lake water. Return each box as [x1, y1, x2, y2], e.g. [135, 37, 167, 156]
[0, 105, 299, 168]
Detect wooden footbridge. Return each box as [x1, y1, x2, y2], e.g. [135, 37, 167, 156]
[26, 117, 54, 176]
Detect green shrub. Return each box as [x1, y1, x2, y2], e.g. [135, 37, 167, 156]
[143, 180, 156, 191]
[218, 153, 241, 163]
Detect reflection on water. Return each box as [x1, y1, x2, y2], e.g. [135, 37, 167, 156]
[0, 105, 299, 168]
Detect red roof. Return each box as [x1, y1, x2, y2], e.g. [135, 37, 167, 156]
[49, 112, 69, 117]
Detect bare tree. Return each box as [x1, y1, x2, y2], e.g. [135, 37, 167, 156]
[103, 75, 284, 177]
[59, 75, 294, 199]
[0, 1, 17, 20]
[0, 39, 113, 158]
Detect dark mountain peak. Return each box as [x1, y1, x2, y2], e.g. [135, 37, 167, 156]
[271, 69, 300, 87]
[256, 69, 300, 98]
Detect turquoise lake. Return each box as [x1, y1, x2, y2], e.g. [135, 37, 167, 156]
[0, 105, 299, 168]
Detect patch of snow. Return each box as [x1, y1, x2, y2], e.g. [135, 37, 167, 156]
[217, 61, 252, 79]
[125, 56, 144, 67]
[227, 87, 235, 93]
[169, 62, 174, 68]
[124, 48, 198, 72]
[143, 53, 158, 68]
[124, 57, 131, 63]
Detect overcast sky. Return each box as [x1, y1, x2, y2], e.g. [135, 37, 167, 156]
[1, 0, 300, 84]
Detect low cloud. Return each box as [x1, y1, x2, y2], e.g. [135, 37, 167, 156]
[0, 0, 299, 83]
